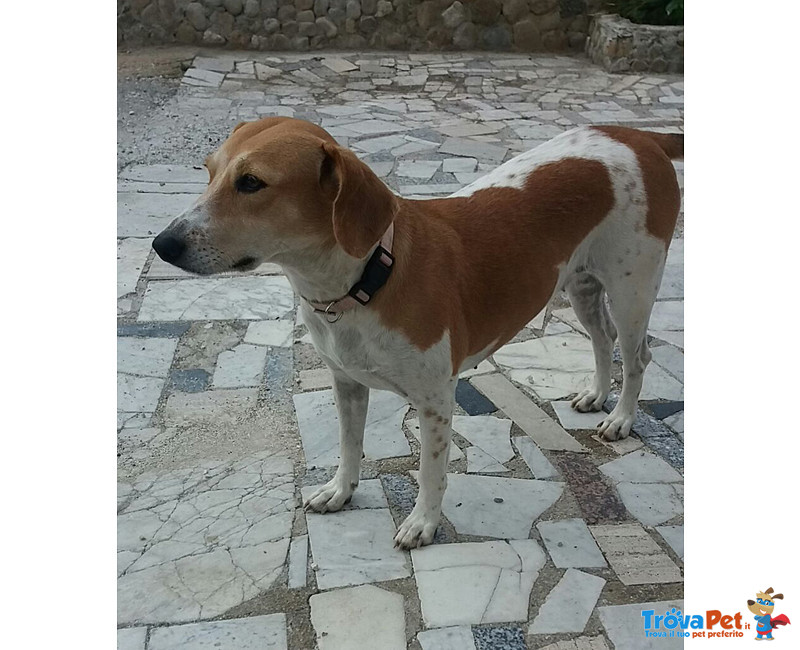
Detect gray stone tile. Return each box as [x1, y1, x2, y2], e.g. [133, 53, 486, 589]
[138, 276, 295, 321]
[243, 320, 294, 347]
[472, 626, 527, 650]
[599, 600, 684, 649]
[537, 519, 607, 568]
[297, 368, 333, 391]
[459, 359, 495, 378]
[493, 333, 596, 401]
[529, 569, 606, 634]
[599, 451, 683, 484]
[649, 301, 683, 332]
[148, 614, 287, 649]
[302, 478, 388, 509]
[288, 534, 308, 589]
[551, 400, 605, 430]
[406, 418, 465, 461]
[641, 362, 684, 401]
[169, 369, 211, 393]
[663, 410, 684, 436]
[294, 389, 411, 468]
[119, 164, 208, 184]
[212, 344, 267, 389]
[466, 447, 509, 473]
[117, 453, 293, 624]
[412, 539, 546, 627]
[118, 338, 178, 378]
[590, 524, 682, 585]
[650, 344, 684, 383]
[117, 238, 152, 297]
[513, 436, 559, 479]
[117, 374, 164, 414]
[192, 56, 236, 73]
[443, 157, 478, 173]
[438, 473, 564, 538]
[117, 192, 199, 238]
[396, 159, 441, 179]
[117, 627, 146, 650]
[470, 374, 584, 451]
[452, 414, 514, 463]
[617, 482, 683, 526]
[439, 137, 508, 162]
[306, 508, 410, 589]
[656, 525, 684, 560]
[310, 585, 405, 650]
[418, 626, 477, 650]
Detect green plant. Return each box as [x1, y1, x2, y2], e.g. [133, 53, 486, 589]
[610, 0, 684, 26]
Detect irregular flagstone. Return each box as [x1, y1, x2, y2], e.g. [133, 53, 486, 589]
[599, 451, 683, 484]
[592, 433, 644, 455]
[650, 344, 684, 382]
[418, 626, 477, 650]
[640, 362, 684, 401]
[439, 137, 508, 162]
[139, 276, 295, 321]
[456, 379, 498, 415]
[117, 192, 199, 237]
[513, 436, 559, 479]
[118, 337, 178, 378]
[244, 320, 294, 347]
[649, 301, 683, 331]
[412, 539, 546, 627]
[118, 238, 152, 297]
[529, 569, 606, 634]
[472, 626, 527, 649]
[550, 452, 627, 524]
[287, 534, 309, 589]
[536, 519, 607, 568]
[301, 478, 388, 509]
[551, 400, 605, 430]
[294, 389, 411, 468]
[406, 418, 465, 461]
[493, 333, 596, 401]
[297, 368, 334, 391]
[212, 344, 267, 388]
[117, 453, 294, 625]
[599, 600, 684, 650]
[471, 374, 584, 452]
[451, 415, 514, 463]
[306, 508, 410, 589]
[459, 359, 495, 378]
[310, 584, 406, 650]
[656, 525, 684, 560]
[438, 473, 564, 538]
[119, 164, 208, 184]
[147, 614, 287, 649]
[117, 627, 146, 650]
[118, 374, 164, 414]
[466, 446, 509, 473]
[590, 524, 682, 585]
[616, 482, 683, 526]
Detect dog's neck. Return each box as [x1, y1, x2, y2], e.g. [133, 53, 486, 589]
[277, 243, 371, 304]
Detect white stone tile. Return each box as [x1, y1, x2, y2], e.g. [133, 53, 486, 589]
[590, 524, 682, 585]
[212, 344, 267, 388]
[244, 320, 294, 347]
[350, 134, 408, 153]
[529, 569, 606, 634]
[443, 157, 478, 173]
[294, 389, 411, 468]
[148, 614, 287, 649]
[321, 57, 359, 73]
[649, 330, 684, 349]
[118, 374, 164, 414]
[412, 540, 546, 627]
[599, 600, 684, 649]
[406, 418, 465, 461]
[162, 388, 258, 427]
[288, 535, 308, 589]
[307, 508, 410, 589]
[418, 626, 476, 650]
[117, 627, 147, 650]
[118, 238, 152, 297]
[466, 447, 508, 473]
[139, 276, 295, 321]
[591, 434, 644, 455]
[118, 338, 178, 378]
[599, 451, 682, 484]
[537, 519, 607, 568]
[657, 260, 683, 300]
[438, 138, 508, 163]
[617, 482, 683, 527]
[439, 473, 564, 538]
[452, 415, 514, 463]
[310, 585, 405, 650]
[552, 307, 588, 335]
[471, 374, 584, 451]
[641, 362, 684, 401]
[117, 453, 293, 624]
[650, 345, 683, 383]
[551, 401, 605, 430]
[298, 368, 333, 391]
[117, 192, 199, 238]
[664, 411, 684, 435]
[396, 160, 441, 179]
[656, 525, 684, 560]
[513, 436, 559, 479]
[302, 478, 388, 509]
[493, 333, 596, 400]
[347, 119, 409, 135]
[459, 359, 495, 378]
[649, 301, 683, 331]
[119, 164, 208, 184]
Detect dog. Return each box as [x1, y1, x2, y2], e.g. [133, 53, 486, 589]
[747, 588, 790, 640]
[152, 117, 683, 549]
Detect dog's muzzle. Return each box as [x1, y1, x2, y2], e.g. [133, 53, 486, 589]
[152, 231, 187, 265]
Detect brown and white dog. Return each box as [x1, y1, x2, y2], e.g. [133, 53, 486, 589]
[152, 117, 682, 549]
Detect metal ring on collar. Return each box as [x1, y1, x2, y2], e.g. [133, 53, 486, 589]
[324, 301, 343, 324]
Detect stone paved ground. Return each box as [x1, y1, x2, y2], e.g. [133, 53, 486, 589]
[118, 49, 684, 650]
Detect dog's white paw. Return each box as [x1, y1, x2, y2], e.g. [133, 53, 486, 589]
[571, 387, 607, 413]
[303, 477, 356, 514]
[598, 409, 635, 440]
[394, 507, 439, 550]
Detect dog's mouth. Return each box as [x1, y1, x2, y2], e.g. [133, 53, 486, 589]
[231, 256, 259, 271]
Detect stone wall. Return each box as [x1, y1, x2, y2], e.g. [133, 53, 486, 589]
[118, 0, 607, 52]
[586, 13, 683, 73]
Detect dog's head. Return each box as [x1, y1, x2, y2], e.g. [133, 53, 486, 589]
[747, 588, 783, 616]
[152, 117, 398, 274]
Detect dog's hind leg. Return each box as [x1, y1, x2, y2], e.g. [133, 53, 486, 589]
[567, 272, 617, 413]
[597, 243, 666, 440]
[394, 379, 457, 549]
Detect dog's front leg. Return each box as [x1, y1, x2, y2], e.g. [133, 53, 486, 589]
[304, 373, 368, 513]
[394, 383, 456, 549]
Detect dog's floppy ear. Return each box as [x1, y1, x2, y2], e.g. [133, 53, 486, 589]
[232, 121, 249, 134]
[320, 142, 398, 258]
[772, 593, 784, 600]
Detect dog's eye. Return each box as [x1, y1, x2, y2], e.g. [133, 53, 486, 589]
[235, 174, 266, 193]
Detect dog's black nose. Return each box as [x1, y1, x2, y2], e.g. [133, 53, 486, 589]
[152, 232, 186, 264]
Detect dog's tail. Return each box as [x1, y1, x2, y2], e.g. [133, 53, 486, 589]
[646, 132, 684, 160]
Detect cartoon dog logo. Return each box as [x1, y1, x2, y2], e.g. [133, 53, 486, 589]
[747, 588, 791, 640]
